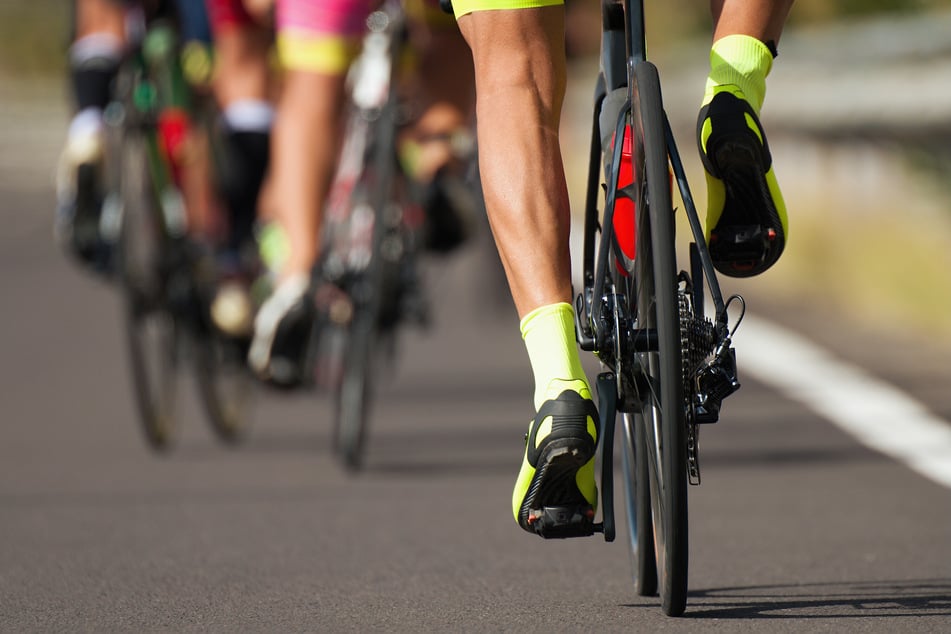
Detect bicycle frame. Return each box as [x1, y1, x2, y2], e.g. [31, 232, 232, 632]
[575, 0, 742, 540]
[313, 0, 436, 468]
[580, 0, 731, 340]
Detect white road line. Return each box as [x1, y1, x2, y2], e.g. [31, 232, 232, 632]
[734, 315, 951, 490]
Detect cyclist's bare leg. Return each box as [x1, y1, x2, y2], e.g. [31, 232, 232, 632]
[66, 0, 125, 159]
[458, 5, 598, 535]
[242, 0, 276, 22]
[57, 0, 127, 263]
[248, 68, 346, 382]
[177, 123, 223, 243]
[248, 0, 371, 384]
[67, 0, 125, 151]
[206, 6, 275, 335]
[75, 0, 125, 39]
[710, 0, 793, 44]
[212, 21, 273, 110]
[457, 6, 571, 318]
[207, 2, 275, 241]
[262, 0, 375, 285]
[267, 70, 346, 282]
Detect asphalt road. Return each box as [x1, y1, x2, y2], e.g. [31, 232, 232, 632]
[3, 70, 951, 630]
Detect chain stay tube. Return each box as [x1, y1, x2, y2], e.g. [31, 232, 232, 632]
[664, 114, 730, 331]
[590, 100, 630, 344]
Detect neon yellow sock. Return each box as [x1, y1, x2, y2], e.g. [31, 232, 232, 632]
[257, 220, 289, 275]
[520, 302, 591, 411]
[703, 34, 773, 114]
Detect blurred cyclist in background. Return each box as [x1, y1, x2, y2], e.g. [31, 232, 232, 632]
[248, 0, 476, 384]
[56, 0, 220, 272]
[58, 0, 275, 342]
[203, 0, 275, 338]
[55, 0, 128, 269]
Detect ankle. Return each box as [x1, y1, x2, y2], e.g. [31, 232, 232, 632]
[539, 379, 592, 406]
[703, 34, 774, 114]
[521, 302, 590, 410]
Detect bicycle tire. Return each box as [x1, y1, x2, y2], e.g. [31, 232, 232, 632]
[620, 411, 658, 596]
[334, 310, 376, 469]
[195, 334, 254, 444]
[117, 131, 182, 451]
[629, 60, 688, 616]
[332, 91, 400, 471]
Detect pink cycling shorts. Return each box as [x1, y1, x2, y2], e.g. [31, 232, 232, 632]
[276, 0, 452, 74]
[276, 0, 376, 73]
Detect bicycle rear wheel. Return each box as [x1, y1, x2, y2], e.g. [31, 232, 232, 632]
[334, 295, 377, 470]
[195, 333, 254, 444]
[331, 107, 399, 471]
[629, 60, 688, 616]
[620, 411, 658, 596]
[117, 131, 183, 451]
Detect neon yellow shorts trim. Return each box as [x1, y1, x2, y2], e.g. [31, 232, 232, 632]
[452, 0, 563, 19]
[277, 30, 361, 75]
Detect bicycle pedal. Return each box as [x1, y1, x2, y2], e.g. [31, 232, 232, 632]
[527, 505, 597, 539]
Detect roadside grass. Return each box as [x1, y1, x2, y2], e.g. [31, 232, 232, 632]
[0, 2, 70, 79]
[675, 141, 951, 345]
[757, 195, 951, 343]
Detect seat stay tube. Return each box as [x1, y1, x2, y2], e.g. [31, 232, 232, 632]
[580, 0, 635, 352]
[664, 115, 729, 328]
[582, 76, 606, 297]
[623, 0, 646, 64]
[601, 1, 628, 91]
[576, 76, 606, 351]
[591, 103, 630, 323]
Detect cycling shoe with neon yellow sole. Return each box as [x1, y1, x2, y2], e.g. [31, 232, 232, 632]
[512, 383, 599, 538]
[698, 89, 788, 278]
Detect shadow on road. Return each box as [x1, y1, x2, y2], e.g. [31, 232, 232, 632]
[678, 578, 951, 619]
[700, 445, 887, 469]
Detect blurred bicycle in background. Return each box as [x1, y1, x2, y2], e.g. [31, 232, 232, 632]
[63, 1, 257, 451]
[286, 0, 480, 469]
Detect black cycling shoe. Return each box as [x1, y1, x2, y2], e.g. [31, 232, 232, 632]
[513, 386, 599, 539]
[57, 159, 114, 274]
[697, 90, 787, 278]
